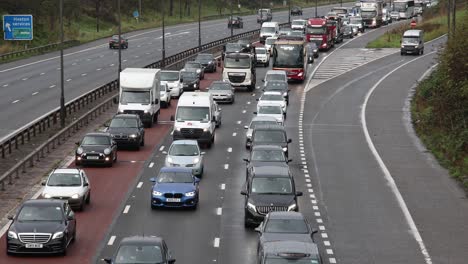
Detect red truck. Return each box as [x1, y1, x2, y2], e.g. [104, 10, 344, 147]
[306, 18, 334, 51]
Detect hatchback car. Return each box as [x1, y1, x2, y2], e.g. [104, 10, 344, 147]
[263, 80, 290, 104]
[195, 53, 217, 73]
[263, 70, 288, 85]
[183, 61, 204, 79]
[228, 16, 244, 28]
[291, 19, 307, 31]
[75, 132, 117, 167]
[207, 81, 235, 104]
[103, 236, 175, 264]
[150, 167, 200, 209]
[258, 91, 287, 115]
[255, 104, 284, 126]
[107, 114, 145, 149]
[244, 116, 279, 148]
[41, 168, 91, 211]
[251, 125, 291, 157]
[255, 47, 270, 67]
[164, 140, 204, 177]
[244, 145, 291, 180]
[343, 25, 354, 38]
[109, 34, 128, 49]
[160, 83, 172, 108]
[161, 70, 183, 98]
[6, 199, 76, 255]
[278, 28, 291, 37]
[180, 70, 200, 91]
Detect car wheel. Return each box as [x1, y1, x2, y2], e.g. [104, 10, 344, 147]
[78, 199, 85, 211]
[140, 136, 145, 146]
[86, 192, 91, 204]
[135, 143, 140, 151]
[61, 237, 68, 256]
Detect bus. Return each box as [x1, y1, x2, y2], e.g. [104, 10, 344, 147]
[393, 0, 415, 19]
[272, 36, 307, 82]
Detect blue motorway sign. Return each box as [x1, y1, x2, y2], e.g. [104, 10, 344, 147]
[3, 15, 33, 40]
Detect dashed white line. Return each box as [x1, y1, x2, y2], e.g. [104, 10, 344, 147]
[81, 73, 87, 76]
[324, 240, 331, 246]
[49, 84, 56, 88]
[227, 147, 232, 153]
[216, 208, 222, 216]
[40, 72, 45, 75]
[314, 212, 321, 217]
[22, 78, 28, 81]
[123, 205, 131, 214]
[137, 182, 143, 188]
[224, 164, 229, 170]
[220, 183, 226, 190]
[319, 225, 326, 231]
[237, 120, 241, 124]
[32, 92, 38, 95]
[12, 100, 19, 104]
[2, 84, 8, 87]
[107, 236, 116, 245]
[149, 162, 154, 168]
[110, 64, 115, 67]
[242, 110, 246, 113]
[321, 232, 328, 238]
[66, 79, 72, 82]
[313, 206, 319, 210]
[72, 62, 77, 65]
[247, 101, 251, 105]
[232, 132, 237, 136]
[213, 238, 220, 248]
[329, 258, 337, 264]
[96, 68, 102, 71]
[326, 249, 334, 255]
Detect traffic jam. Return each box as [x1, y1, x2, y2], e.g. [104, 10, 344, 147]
[4, 1, 403, 263]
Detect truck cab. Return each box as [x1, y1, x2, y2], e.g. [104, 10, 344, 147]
[222, 52, 256, 92]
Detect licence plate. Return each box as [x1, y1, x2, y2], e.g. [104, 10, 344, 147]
[25, 243, 43, 248]
[87, 156, 99, 160]
[166, 198, 181, 202]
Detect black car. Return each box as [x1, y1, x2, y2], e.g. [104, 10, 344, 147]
[250, 125, 291, 157]
[6, 199, 76, 255]
[222, 43, 244, 60]
[257, 240, 322, 264]
[195, 53, 217, 73]
[244, 145, 291, 180]
[307, 42, 319, 59]
[228, 16, 244, 28]
[75, 132, 118, 167]
[109, 34, 128, 49]
[180, 70, 200, 91]
[103, 236, 175, 264]
[290, 6, 303, 16]
[106, 114, 145, 150]
[263, 81, 290, 104]
[343, 25, 354, 38]
[240, 166, 302, 227]
[183, 61, 204, 79]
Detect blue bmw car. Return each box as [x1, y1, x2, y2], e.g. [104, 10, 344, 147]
[150, 167, 200, 209]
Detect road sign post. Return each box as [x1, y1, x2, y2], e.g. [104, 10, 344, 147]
[3, 15, 33, 41]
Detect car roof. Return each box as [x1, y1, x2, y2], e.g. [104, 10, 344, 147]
[160, 167, 193, 173]
[171, 140, 199, 146]
[266, 70, 287, 75]
[84, 132, 111, 137]
[252, 165, 290, 177]
[267, 211, 305, 220]
[262, 91, 283, 96]
[263, 240, 319, 255]
[404, 29, 423, 36]
[114, 114, 139, 119]
[120, 236, 164, 246]
[251, 145, 284, 151]
[23, 199, 66, 206]
[253, 124, 286, 131]
[51, 168, 81, 174]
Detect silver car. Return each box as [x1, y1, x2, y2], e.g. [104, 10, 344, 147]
[244, 116, 278, 148]
[207, 81, 235, 104]
[164, 140, 205, 177]
[41, 168, 91, 211]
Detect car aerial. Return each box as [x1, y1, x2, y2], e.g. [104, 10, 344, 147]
[160, 70, 183, 98]
[207, 80, 235, 103]
[41, 168, 91, 211]
[244, 145, 292, 180]
[109, 34, 128, 49]
[244, 116, 279, 148]
[257, 91, 287, 115]
[264, 36, 277, 56]
[150, 167, 200, 209]
[194, 53, 217, 73]
[222, 42, 244, 60]
[290, 6, 303, 16]
[228, 16, 244, 28]
[257, 240, 322, 264]
[255, 47, 270, 67]
[240, 165, 302, 227]
[106, 114, 145, 149]
[103, 236, 175, 264]
[75, 132, 117, 167]
[237, 39, 254, 53]
[180, 70, 200, 91]
[250, 124, 291, 157]
[343, 25, 354, 38]
[255, 104, 284, 126]
[183, 61, 205, 79]
[291, 19, 307, 31]
[256, 212, 318, 249]
[6, 199, 76, 256]
[160, 83, 172, 108]
[164, 140, 205, 177]
[263, 80, 290, 105]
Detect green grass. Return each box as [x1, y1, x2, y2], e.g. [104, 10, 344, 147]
[367, 9, 467, 48]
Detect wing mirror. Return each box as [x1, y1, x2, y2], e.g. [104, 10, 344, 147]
[41, 181, 46, 186]
[287, 139, 292, 143]
[168, 259, 176, 264]
[150, 177, 156, 183]
[67, 213, 75, 221]
[194, 177, 201, 183]
[83, 182, 89, 187]
[243, 158, 249, 162]
[296, 191, 303, 196]
[287, 159, 293, 163]
[170, 115, 175, 121]
[256, 98, 259, 101]
[244, 125, 249, 129]
[162, 151, 168, 154]
[253, 111, 257, 114]
[7, 215, 13, 220]
[240, 190, 247, 195]
[75, 141, 80, 146]
[102, 259, 112, 264]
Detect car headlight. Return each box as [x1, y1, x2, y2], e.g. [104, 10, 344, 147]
[175, 127, 181, 132]
[185, 191, 196, 197]
[76, 147, 83, 155]
[247, 202, 256, 212]
[282, 147, 288, 152]
[208, 61, 213, 64]
[283, 92, 287, 97]
[152, 191, 162, 196]
[194, 83, 198, 88]
[104, 148, 111, 155]
[52, 231, 64, 240]
[288, 203, 297, 211]
[313, 49, 318, 53]
[144, 109, 149, 113]
[167, 157, 173, 163]
[71, 194, 80, 199]
[193, 157, 200, 164]
[401, 45, 405, 48]
[8, 231, 17, 239]
[203, 128, 209, 132]
[298, 72, 303, 77]
[196, 69, 201, 73]
[129, 134, 137, 138]
[43, 193, 52, 199]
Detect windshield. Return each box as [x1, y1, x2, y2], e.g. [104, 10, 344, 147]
[402, 37, 420, 44]
[361, 10, 377, 18]
[265, 257, 319, 264]
[259, 105, 282, 115]
[115, 245, 163, 264]
[185, 62, 201, 69]
[210, 83, 231, 90]
[81, 135, 110, 146]
[225, 43, 243, 52]
[196, 54, 213, 61]
[253, 130, 286, 142]
[264, 219, 309, 233]
[180, 71, 197, 80]
[120, 90, 150, 104]
[265, 82, 288, 92]
[266, 74, 286, 82]
[350, 17, 362, 24]
[266, 38, 277, 45]
[157, 172, 193, 183]
[394, 2, 408, 11]
[261, 27, 276, 34]
[176, 106, 210, 122]
[261, 94, 283, 101]
[292, 21, 305, 26]
[47, 173, 82, 187]
[169, 144, 199, 156]
[110, 118, 138, 128]
[224, 56, 250, 69]
[273, 44, 303, 68]
[161, 71, 180, 81]
[251, 177, 292, 194]
[249, 120, 278, 129]
[256, 49, 267, 54]
[251, 149, 286, 162]
[17, 205, 63, 221]
[307, 26, 326, 35]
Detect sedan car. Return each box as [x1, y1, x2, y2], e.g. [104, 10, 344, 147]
[160, 83, 172, 108]
[244, 145, 291, 180]
[150, 167, 200, 209]
[291, 19, 307, 32]
[195, 53, 217, 73]
[207, 81, 235, 104]
[343, 25, 354, 38]
[306, 42, 319, 59]
[244, 116, 279, 148]
[255, 47, 270, 67]
[180, 70, 200, 91]
[103, 236, 175, 264]
[251, 124, 292, 157]
[255, 104, 284, 126]
[164, 140, 204, 177]
[75, 132, 117, 167]
[106, 114, 145, 149]
[263, 80, 290, 105]
[6, 199, 76, 255]
[290, 6, 303, 16]
[257, 91, 287, 115]
[228, 16, 244, 28]
[109, 34, 128, 49]
[161, 70, 183, 98]
[41, 168, 91, 211]
[183, 61, 204, 79]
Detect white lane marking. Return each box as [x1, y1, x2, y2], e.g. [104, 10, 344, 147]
[321, 232, 328, 238]
[326, 249, 334, 255]
[313, 206, 319, 210]
[12, 100, 19, 104]
[329, 258, 337, 264]
[137, 182, 143, 188]
[242, 110, 246, 113]
[247, 101, 251, 105]
[123, 205, 131, 214]
[324, 240, 331, 246]
[149, 162, 154, 168]
[361, 52, 436, 264]
[66, 79, 72, 82]
[40, 72, 45, 75]
[72, 62, 77, 66]
[2, 84, 8, 87]
[232, 132, 237, 136]
[96, 68, 102, 71]
[306, 183, 312, 187]
[49, 84, 56, 88]
[159, 146, 165, 151]
[214, 237, 220, 248]
[22, 78, 28, 81]
[123, 59, 127, 62]
[81, 73, 87, 76]
[220, 183, 226, 190]
[216, 208, 222, 215]
[32, 92, 38, 95]
[237, 120, 241, 124]
[227, 147, 232, 153]
[108, 236, 116, 245]
[315, 212, 321, 217]
[109, 64, 115, 67]
[319, 225, 326, 230]
[224, 164, 229, 170]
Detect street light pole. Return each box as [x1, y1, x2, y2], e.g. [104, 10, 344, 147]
[59, 0, 65, 128]
[315, 0, 318, 17]
[118, 0, 122, 84]
[230, 0, 233, 37]
[162, 0, 166, 67]
[198, 0, 202, 51]
[288, 1, 291, 24]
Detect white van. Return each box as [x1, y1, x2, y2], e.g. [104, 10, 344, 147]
[118, 68, 161, 127]
[171, 92, 220, 148]
[260, 22, 279, 44]
[160, 70, 183, 98]
[401, 30, 424, 55]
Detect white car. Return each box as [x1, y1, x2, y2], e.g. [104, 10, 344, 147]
[164, 140, 205, 177]
[41, 168, 91, 211]
[264, 36, 278, 56]
[255, 47, 270, 67]
[161, 70, 183, 98]
[160, 83, 172, 108]
[254, 104, 284, 125]
[244, 116, 278, 148]
[263, 70, 288, 88]
[291, 19, 307, 31]
[257, 91, 287, 115]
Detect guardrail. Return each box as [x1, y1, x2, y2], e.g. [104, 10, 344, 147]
[0, 40, 79, 62]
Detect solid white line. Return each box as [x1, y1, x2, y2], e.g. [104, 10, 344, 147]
[361, 52, 436, 264]
[214, 237, 220, 248]
[220, 183, 226, 190]
[159, 146, 165, 151]
[123, 205, 131, 214]
[137, 182, 143, 188]
[216, 208, 222, 215]
[108, 236, 116, 245]
[149, 162, 154, 168]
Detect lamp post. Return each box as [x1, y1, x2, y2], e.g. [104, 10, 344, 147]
[288, 1, 291, 24]
[59, 0, 65, 128]
[162, 0, 166, 67]
[117, 0, 122, 84]
[315, 0, 318, 17]
[230, 0, 233, 37]
[198, 0, 202, 51]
